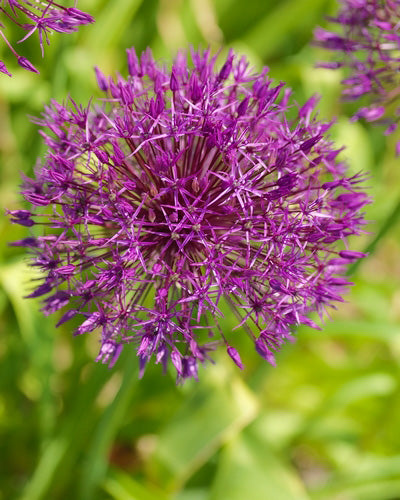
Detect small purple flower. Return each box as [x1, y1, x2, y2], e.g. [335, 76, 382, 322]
[314, 1, 400, 141]
[0, 59, 11, 76]
[0, 1, 94, 75]
[17, 55, 39, 74]
[7, 209, 35, 226]
[9, 48, 369, 382]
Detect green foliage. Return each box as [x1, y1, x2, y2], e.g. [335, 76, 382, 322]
[1, 1, 400, 499]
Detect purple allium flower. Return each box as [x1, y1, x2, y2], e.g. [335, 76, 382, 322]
[0, 0, 94, 75]
[314, 0, 400, 139]
[9, 48, 369, 382]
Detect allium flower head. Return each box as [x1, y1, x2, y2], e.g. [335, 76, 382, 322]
[314, 0, 400, 138]
[9, 48, 369, 382]
[0, 0, 94, 76]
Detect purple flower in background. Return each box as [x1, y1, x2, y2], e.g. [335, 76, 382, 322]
[9, 48, 369, 382]
[0, 1, 94, 76]
[314, 0, 400, 138]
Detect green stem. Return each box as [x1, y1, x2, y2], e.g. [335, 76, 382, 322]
[347, 198, 400, 276]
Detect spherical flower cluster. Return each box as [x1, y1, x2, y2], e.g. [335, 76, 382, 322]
[9, 48, 369, 382]
[0, 0, 94, 76]
[314, 0, 400, 140]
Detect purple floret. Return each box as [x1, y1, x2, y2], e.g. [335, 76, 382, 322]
[314, 0, 400, 143]
[0, 0, 94, 75]
[10, 48, 369, 382]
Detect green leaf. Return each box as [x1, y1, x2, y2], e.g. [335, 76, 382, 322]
[103, 469, 170, 500]
[152, 372, 259, 491]
[0, 260, 56, 440]
[238, 0, 329, 60]
[210, 427, 311, 500]
[311, 455, 400, 500]
[301, 320, 400, 341]
[19, 362, 112, 500]
[83, 0, 144, 52]
[0, 260, 38, 343]
[317, 479, 400, 500]
[173, 488, 209, 500]
[79, 349, 139, 500]
[327, 373, 396, 410]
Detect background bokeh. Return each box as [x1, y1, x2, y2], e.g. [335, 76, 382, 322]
[1, 1, 400, 499]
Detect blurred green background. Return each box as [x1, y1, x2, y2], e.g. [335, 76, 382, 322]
[1, 1, 400, 499]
